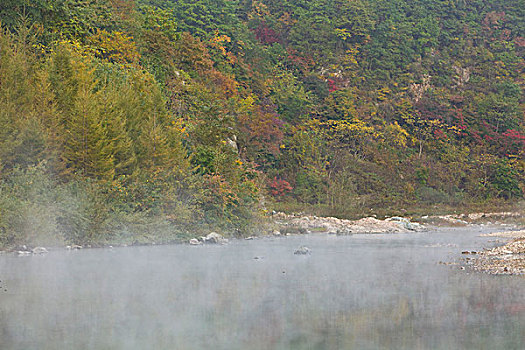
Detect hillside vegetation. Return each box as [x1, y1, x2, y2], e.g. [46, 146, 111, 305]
[0, 0, 523, 247]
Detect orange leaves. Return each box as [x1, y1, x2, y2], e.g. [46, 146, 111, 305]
[268, 177, 293, 198]
[210, 31, 231, 49]
[209, 70, 238, 96]
[236, 96, 284, 157]
[208, 30, 236, 65]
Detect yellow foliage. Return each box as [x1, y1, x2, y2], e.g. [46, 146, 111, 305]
[325, 118, 376, 139]
[345, 46, 360, 65]
[249, 0, 271, 20]
[87, 29, 139, 65]
[384, 121, 409, 148]
[170, 118, 187, 135]
[236, 95, 256, 113]
[335, 28, 352, 41]
[377, 87, 391, 101]
[209, 31, 235, 65]
[278, 12, 297, 28]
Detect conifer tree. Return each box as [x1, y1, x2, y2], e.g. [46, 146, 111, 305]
[50, 47, 115, 180]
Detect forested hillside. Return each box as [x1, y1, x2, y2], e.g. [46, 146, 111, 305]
[0, 0, 523, 246]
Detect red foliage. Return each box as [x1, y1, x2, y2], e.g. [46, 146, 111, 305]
[515, 37, 525, 47]
[470, 130, 483, 144]
[451, 108, 471, 138]
[253, 22, 280, 45]
[501, 129, 525, 155]
[268, 177, 293, 198]
[327, 78, 338, 92]
[433, 129, 447, 141]
[238, 100, 284, 157]
[476, 120, 525, 155]
[286, 48, 314, 71]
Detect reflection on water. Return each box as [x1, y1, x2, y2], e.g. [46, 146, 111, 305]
[0, 227, 524, 349]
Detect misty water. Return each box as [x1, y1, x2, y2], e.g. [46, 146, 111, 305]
[1, 227, 524, 350]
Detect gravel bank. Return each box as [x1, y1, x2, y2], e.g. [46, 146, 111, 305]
[466, 229, 525, 275]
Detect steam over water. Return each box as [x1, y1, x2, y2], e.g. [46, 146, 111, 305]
[1, 227, 524, 349]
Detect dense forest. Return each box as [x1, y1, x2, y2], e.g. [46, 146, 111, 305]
[0, 0, 523, 247]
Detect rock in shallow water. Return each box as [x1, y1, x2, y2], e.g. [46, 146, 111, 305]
[294, 246, 310, 255]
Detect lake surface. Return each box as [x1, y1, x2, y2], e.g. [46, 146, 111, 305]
[1, 226, 524, 349]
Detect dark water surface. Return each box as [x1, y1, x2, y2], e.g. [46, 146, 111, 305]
[1, 227, 524, 349]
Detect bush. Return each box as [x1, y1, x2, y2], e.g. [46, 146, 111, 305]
[416, 186, 451, 204]
[490, 160, 523, 199]
[0, 163, 63, 246]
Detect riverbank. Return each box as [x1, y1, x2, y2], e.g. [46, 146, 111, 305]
[2, 210, 524, 276]
[463, 229, 525, 275]
[270, 210, 524, 276]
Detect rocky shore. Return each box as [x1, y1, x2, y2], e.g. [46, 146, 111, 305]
[420, 211, 523, 226]
[272, 213, 425, 235]
[464, 229, 525, 275]
[3, 210, 523, 276]
[271, 211, 524, 276]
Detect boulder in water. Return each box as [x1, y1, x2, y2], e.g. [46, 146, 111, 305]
[294, 246, 310, 255]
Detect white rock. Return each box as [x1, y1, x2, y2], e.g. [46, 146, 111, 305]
[32, 247, 48, 254]
[205, 232, 227, 244]
[189, 238, 202, 245]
